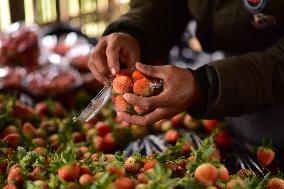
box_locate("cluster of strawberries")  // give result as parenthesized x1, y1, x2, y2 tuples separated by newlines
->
(112, 70, 155, 115)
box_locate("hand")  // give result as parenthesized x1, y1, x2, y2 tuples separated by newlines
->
(117, 63, 202, 126)
(88, 33, 141, 84)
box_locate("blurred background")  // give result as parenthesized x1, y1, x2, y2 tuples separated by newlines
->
(0, 0, 130, 37)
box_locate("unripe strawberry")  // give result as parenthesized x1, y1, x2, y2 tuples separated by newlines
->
(7, 165, 24, 184)
(58, 163, 81, 182)
(3, 184, 18, 189)
(114, 177, 135, 189)
(267, 178, 284, 189)
(29, 166, 44, 180)
(134, 106, 146, 115)
(165, 129, 180, 143)
(112, 75, 133, 95)
(131, 71, 145, 82)
(105, 154, 116, 161)
(124, 156, 143, 173)
(257, 146, 275, 167)
(227, 178, 246, 189)
(79, 174, 95, 186)
(137, 173, 148, 183)
(33, 180, 49, 189)
(107, 165, 125, 177)
(183, 114, 200, 129)
(95, 122, 111, 137)
(114, 95, 133, 112)
(3, 133, 21, 148)
(218, 166, 229, 181)
(133, 78, 153, 97)
(194, 163, 218, 186)
(237, 168, 255, 179)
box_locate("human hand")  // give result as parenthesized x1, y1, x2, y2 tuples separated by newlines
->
(88, 33, 141, 84)
(117, 63, 201, 126)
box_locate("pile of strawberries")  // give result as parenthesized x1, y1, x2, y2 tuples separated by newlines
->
(112, 70, 155, 114)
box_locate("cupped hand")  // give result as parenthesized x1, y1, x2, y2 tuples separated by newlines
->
(117, 62, 201, 126)
(88, 32, 141, 84)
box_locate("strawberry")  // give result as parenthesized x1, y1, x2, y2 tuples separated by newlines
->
(194, 163, 218, 186)
(267, 178, 284, 189)
(0, 126, 18, 138)
(105, 154, 116, 161)
(227, 178, 246, 189)
(214, 129, 232, 146)
(114, 177, 135, 189)
(181, 140, 194, 155)
(133, 78, 153, 97)
(102, 133, 116, 152)
(202, 119, 219, 132)
(237, 169, 255, 179)
(54, 102, 66, 117)
(2, 133, 21, 148)
(33, 180, 49, 189)
(134, 106, 146, 115)
(207, 146, 221, 161)
(95, 122, 111, 137)
(130, 124, 148, 138)
(72, 132, 85, 143)
(35, 102, 48, 117)
(137, 172, 148, 183)
(256, 146, 275, 167)
(165, 129, 180, 143)
(171, 113, 185, 127)
(161, 120, 173, 132)
(143, 159, 157, 171)
(0, 159, 8, 173)
(79, 174, 95, 186)
(107, 165, 125, 177)
(58, 163, 81, 182)
(112, 75, 133, 95)
(29, 166, 44, 180)
(33, 147, 47, 156)
(131, 71, 145, 82)
(80, 166, 91, 175)
(114, 95, 133, 112)
(217, 166, 229, 181)
(3, 184, 18, 189)
(183, 114, 200, 129)
(22, 122, 37, 138)
(124, 156, 143, 173)
(32, 138, 45, 147)
(7, 165, 24, 184)
(93, 136, 104, 151)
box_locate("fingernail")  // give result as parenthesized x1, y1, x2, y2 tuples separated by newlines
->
(117, 112, 122, 117)
(123, 93, 129, 99)
(111, 68, 117, 75)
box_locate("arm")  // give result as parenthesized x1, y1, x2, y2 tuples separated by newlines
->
(195, 35, 284, 118)
(103, 0, 192, 63)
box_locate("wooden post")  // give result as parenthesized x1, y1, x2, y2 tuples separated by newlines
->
(9, 0, 25, 22)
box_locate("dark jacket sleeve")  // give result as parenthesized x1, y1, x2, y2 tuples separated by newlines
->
(193, 35, 284, 119)
(103, 0, 192, 63)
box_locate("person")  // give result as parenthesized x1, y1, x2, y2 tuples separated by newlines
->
(88, 0, 284, 147)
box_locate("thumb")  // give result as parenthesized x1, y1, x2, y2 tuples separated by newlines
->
(135, 62, 165, 79)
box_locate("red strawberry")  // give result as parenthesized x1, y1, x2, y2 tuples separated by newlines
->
(102, 133, 116, 152)
(72, 132, 85, 143)
(0, 159, 8, 173)
(32, 138, 45, 147)
(202, 119, 219, 132)
(214, 129, 232, 146)
(165, 129, 180, 143)
(2, 133, 21, 148)
(80, 166, 91, 175)
(22, 122, 37, 138)
(256, 146, 275, 167)
(3, 184, 18, 189)
(194, 163, 218, 186)
(133, 78, 153, 97)
(114, 95, 133, 112)
(267, 178, 284, 189)
(33, 147, 47, 156)
(54, 102, 66, 117)
(112, 75, 133, 94)
(33, 180, 49, 189)
(29, 167, 44, 180)
(0, 126, 18, 138)
(124, 156, 143, 173)
(58, 163, 81, 182)
(105, 154, 116, 161)
(7, 165, 24, 184)
(171, 113, 185, 127)
(181, 140, 194, 155)
(95, 122, 111, 137)
(131, 71, 145, 82)
(79, 174, 95, 186)
(227, 178, 246, 189)
(218, 166, 229, 181)
(137, 172, 148, 183)
(12, 102, 36, 119)
(107, 165, 125, 177)
(94, 136, 104, 151)
(143, 159, 157, 171)
(35, 102, 48, 116)
(114, 177, 135, 189)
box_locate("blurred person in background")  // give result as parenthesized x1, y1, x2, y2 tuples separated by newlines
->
(88, 0, 284, 148)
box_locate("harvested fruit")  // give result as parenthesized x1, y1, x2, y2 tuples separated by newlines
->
(112, 75, 133, 95)
(134, 106, 146, 114)
(267, 178, 284, 189)
(58, 163, 81, 182)
(256, 146, 275, 167)
(194, 163, 218, 186)
(131, 71, 145, 82)
(114, 177, 135, 189)
(227, 178, 246, 189)
(114, 95, 133, 112)
(124, 156, 143, 173)
(218, 166, 229, 181)
(165, 129, 180, 143)
(203, 119, 219, 132)
(79, 174, 95, 186)
(95, 122, 111, 137)
(7, 165, 24, 184)
(133, 78, 153, 97)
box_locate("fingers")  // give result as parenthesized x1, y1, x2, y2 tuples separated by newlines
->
(106, 44, 121, 75)
(123, 92, 170, 111)
(117, 108, 172, 126)
(135, 62, 166, 79)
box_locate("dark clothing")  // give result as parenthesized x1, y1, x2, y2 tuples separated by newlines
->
(103, 0, 284, 146)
